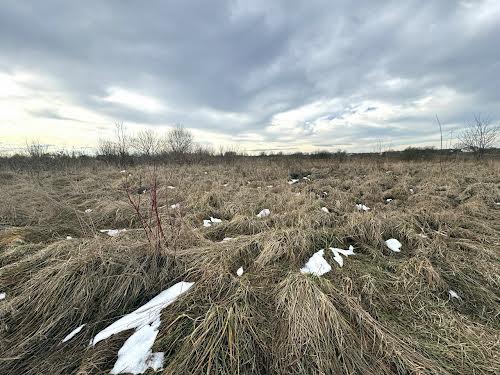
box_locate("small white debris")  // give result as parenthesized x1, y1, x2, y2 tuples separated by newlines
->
(329, 245, 355, 267)
(84, 208, 92, 214)
(257, 186, 262, 189)
(210, 216, 222, 223)
(203, 217, 222, 227)
(448, 290, 462, 301)
(356, 204, 370, 211)
(61, 324, 86, 343)
(288, 179, 299, 185)
(323, 191, 328, 195)
(204, 171, 208, 174)
(303, 176, 310, 181)
(66, 236, 73, 240)
(120, 170, 127, 174)
(256, 209, 271, 218)
(0, 292, 6, 300)
(223, 183, 228, 187)
(417, 233, 428, 238)
(236, 267, 244, 276)
(100, 229, 127, 237)
(203, 220, 212, 227)
(385, 238, 402, 252)
(409, 188, 415, 194)
(385, 198, 393, 202)
(170, 203, 180, 209)
(167, 186, 175, 189)
(300, 249, 331, 276)
(267, 185, 274, 188)
(222, 237, 233, 241)
(321, 207, 329, 213)
(494, 202, 500, 205)
(128, 173, 132, 177)
(386, 171, 393, 174)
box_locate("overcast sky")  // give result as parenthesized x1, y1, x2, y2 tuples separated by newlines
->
(1, 0, 499, 153)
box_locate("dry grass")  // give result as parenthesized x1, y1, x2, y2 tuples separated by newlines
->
(0, 158, 499, 374)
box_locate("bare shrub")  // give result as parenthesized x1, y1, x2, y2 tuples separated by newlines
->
(458, 114, 499, 158)
(131, 129, 160, 157)
(166, 124, 193, 154)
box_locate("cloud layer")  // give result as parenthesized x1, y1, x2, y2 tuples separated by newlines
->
(1, 0, 499, 152)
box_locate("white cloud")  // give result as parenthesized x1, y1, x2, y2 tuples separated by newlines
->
(102, 87, 167, 114)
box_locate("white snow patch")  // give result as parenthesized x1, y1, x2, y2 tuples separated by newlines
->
(288, 179, 299, 185)
(91, 281, 194, 347)
(203, 217, 222, 227)
(321, 207, 329, 213)
(100, 229, 127, 237)
(61, 324, 86, 343)
(356, 204, 370, 211)
(170, 203, 180, 209)
(110, 319, 164, 375)
(385, 238, 402, 252)
(236, 267, 244, 276)
(84, 208, 92, 214)
(329, 245, 355, 267)
(0, 292, 5, 300)
(167, 185, 175, 189)
(448, 290, 462, 301)
(300, 250, 331, 276)
(256, 209, 271, 218)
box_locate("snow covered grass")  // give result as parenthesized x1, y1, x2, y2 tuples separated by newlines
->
(0, 159, 499, 374)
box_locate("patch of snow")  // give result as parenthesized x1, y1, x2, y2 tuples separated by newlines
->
(167, 186, 175, 189)
(288, 179, 299, 185)
(110, 319, 164, 374)
(355, 204, 370, 211)
(100, 229, 127, 237)
(66, 236, 73, 240)
(236, 267, 244, 276)
(385, 238, 402, 252)
(329, 245, 355, 267)
(256, 209, 271, 218)
(321, 207, 329, 213)
(300, 250, 331, 276)
(170, 203, 180, 209)
(0, 292, 5, 300)
(84, 208, 92, 214)
(448, 290, 462, 301)
(91, 281, 194, 347)
(61, 324, 86, 343)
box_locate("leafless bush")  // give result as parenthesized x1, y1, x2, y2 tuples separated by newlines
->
(131, 129, 160, 156)
(458, 114, 499, 158)
(166, 124, 193, 154)
(25, 140, 49, 158)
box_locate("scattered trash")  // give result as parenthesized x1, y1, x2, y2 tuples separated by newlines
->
(409, 188, 415, 194)
(91, 282, 194, 374)
(100, 229, 127, 237)
(222, 237, 233, 241)
(223, 183, 228, 187)
(329, 245, 355, 267)
(494, 202, 500, 206)
(448, 290, 462, 301)
(66, 236, 73, 240)
(203, 217, 222, 227)
(417, 233, 428, 238)
(385, 198, 393, 202)
(257, 209, 271, 218)
(385, 238, 402, 252)
(0, 292, 5, 300)
(204, 171, 208, 174)
(267, 185, 274, 188)
(170, 203, 180, 209)
(321, 207, 329, 213)
(167, 186, 175, 189)
(236, 267, 244, 276)
(84, 208, 92, 214)
(120, 170, 127, 174)
(257, 186, 262, 189)
(300, 249, 331, 276)
(303, 176, 310, 181)
(61, 324, 86, 343)
(288, 179, 299, 185)
(356, 204, 370, 211)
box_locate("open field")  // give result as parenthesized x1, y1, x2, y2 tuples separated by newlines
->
(0, 158, 499, 374)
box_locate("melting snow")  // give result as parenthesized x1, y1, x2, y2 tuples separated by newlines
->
(100, 229, 127, 237)
(300, 250, 331, 276)
(61, 324, 86, 343)
(288, 179, 299, 185)
(321, 207, 329, 213)
(0, 292, 5, 300)
(236, 267, 244, 276)
(91, 282, 194, 347)
(385, 238, 402, 252)
(329, 245, 355, 267)
(356, 204, 370, 211)
(448, 290, 462, 301)
(84, 209, 92, 213)
(257, 209, 271, 218)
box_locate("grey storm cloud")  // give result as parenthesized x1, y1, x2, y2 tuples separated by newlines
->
(0, 0, 499, 151)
